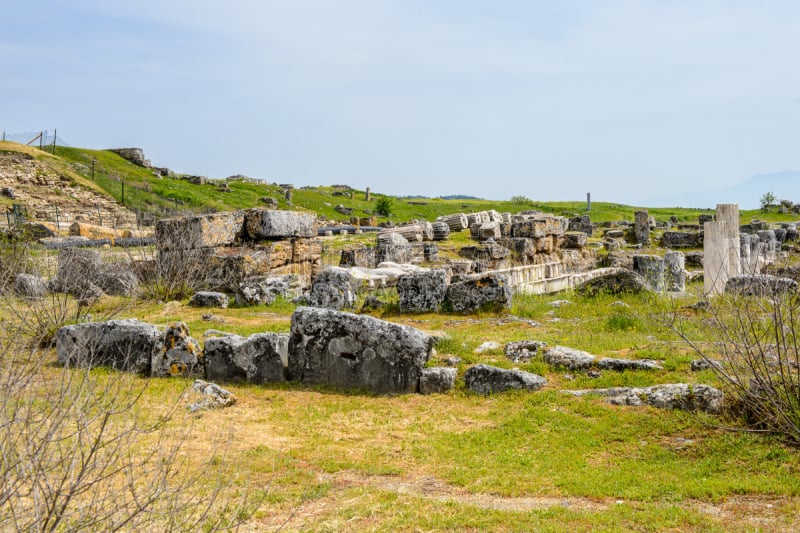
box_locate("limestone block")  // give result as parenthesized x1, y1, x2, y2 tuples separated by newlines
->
(464, 364, 546, 395)
(204, 333, 289, 383)
(287, 307, 433, 394)
(156, 211, 244, 251)
(397, 270, 448, 312)
(55, 319, 162, 374)
(244, 208, 317, 239)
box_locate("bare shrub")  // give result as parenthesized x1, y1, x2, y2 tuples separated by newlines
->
(0, 241, 262, 530)
(673, 287, 800, 443)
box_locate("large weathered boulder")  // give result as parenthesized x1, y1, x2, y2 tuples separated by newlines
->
(565, 383, 723, 413)
(510, 215, 568, 238)
(189, 291, 230, 308)
(243, 208, 317, 239)
(419, 367, 457, 394)
(577, 269, 649, 296)
(464, 364, 546, 395)
(664, 251, 686, 292)
(14, 273, 47, 300)
(204, 333, 289, 383)
(152, 322, 202, 377)
(55, 319, 162, 373)
(445, 273, 512, 312)
(562, 231, 588, 249)
(307, 267, 358, 309)
(287, 307, 433, 394)
(543, 345, 595, 370)
(397, 270, 448, 312)
(69, 222, 132, 240)
(725, 274, 798, 296)
(156, 211, 245, 251)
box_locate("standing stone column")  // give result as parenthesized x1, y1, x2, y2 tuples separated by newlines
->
(715, 204, 740, 276)
(664, 251, 685, 292)
(704, 221, 729, 296)
(634, 210, 650, 246)
(365, 187, 371, 201)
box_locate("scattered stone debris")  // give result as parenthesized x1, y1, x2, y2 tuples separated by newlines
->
(188, 380, 237, 412)
(464, 364, 547, 395)
(565, 383, 723, 413)
(504, 340, 547, 363)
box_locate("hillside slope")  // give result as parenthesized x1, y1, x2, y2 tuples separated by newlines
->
(3, 141, 791, 227)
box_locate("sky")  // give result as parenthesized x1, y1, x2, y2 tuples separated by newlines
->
(1, 1, 799, 207)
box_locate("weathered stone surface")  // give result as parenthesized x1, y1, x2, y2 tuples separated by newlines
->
(152, 322, 202, 377)
(464, 364, 546, 395)
(243, 209, 317, 239)
(14, 273, 47, 299)
(458, 241, 510, 262)
(55, 319, 162, 373)
(110, 147, 150, 167)
(340, 247, 376, 268)
(204, 332, 289, 383)
(568, 215, 593, 235)
(562, 231, 587, 249)
(661, 231, 701, 248)
(577, 269, 649, 296)
(565, 383, 723, 413)
(504, 340, 547, 363)
(419, 367, 457, 394)
(725, 274, 798, 296)
(510, 216, 568, 239)
(633, 254, 665, 292)
(397, 270, 448, 312)
(664, 251, 686, 292)
(445, 273, 512, 312)
(634, 210, 650, 245)
(156, 211, 245, 251)
(235, 278, 276, 306)
(596, 358, 663, 371)
(307, 267, 358, 309)
(344, 263, 428, 289)
(432, 221, 451, 241)
(436, 213, 469, 232)
(377, 231, 410, 246)
(187, 380, 237, 412)
(287, 307, 433, 394)
(189, 291, 229, 308)
(476, 221, 502, 241)
(49, 248, 126, 300)
(543, 345, 595, 370)
(685, 252, 704, 267)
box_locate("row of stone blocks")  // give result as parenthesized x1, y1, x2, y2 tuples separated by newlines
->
(155, 209, 318, 251)
(155, 209, 322, 289)
(55, 308, 454, 395)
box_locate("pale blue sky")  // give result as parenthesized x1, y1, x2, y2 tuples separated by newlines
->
(2, 1, 799, 206)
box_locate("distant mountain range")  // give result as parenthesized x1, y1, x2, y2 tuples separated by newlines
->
(650, 171, 800, 210)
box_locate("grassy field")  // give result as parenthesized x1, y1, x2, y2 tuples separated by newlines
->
(1, 278, 791, 532)
(4, 141, 800, 530)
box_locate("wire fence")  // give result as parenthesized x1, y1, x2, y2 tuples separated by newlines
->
(1, 130, 70, 150)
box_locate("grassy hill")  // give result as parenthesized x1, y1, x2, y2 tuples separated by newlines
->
(2, 141, 796, 225)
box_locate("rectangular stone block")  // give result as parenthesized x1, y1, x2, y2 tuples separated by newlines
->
(205, 333, 289, 384)
(244, 208, 317, 239)
(156, 211, 244, 251)
(55, 319, 162, 374)
(288, 307, 433, 393)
